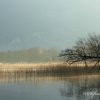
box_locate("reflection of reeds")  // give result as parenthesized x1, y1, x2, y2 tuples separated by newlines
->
(0, 62, 99, 75)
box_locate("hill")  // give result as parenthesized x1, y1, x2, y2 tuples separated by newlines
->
(0, 48, 59, 63)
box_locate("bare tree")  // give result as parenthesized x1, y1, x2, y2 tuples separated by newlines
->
(59, 33, 100, 70)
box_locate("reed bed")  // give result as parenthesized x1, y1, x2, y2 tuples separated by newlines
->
(0, 62, 99, 76)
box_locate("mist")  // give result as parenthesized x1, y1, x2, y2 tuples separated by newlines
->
(0, 0, 100, 51)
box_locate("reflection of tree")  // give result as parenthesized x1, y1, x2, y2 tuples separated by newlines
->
(59, 75, 100, 100)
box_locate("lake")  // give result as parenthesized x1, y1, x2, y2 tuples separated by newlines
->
(0, 72, 100, 100)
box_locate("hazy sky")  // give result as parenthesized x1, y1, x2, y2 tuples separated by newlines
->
(0, 0, 100, 51)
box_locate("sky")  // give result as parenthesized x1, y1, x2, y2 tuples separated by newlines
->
(0, 0, 100, 51)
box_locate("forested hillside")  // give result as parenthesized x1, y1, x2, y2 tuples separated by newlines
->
(0, 48, 59, 63)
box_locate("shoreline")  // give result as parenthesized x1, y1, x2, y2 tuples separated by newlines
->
(0, 62, 99, 75)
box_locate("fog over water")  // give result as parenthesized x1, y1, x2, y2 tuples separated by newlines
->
(0, 0, 100, 51)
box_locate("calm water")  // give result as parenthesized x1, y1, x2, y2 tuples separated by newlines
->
(0, 73, 100, 100)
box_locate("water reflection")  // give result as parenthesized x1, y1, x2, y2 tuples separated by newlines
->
(59, 75, 100, 100)
(0, 72, 100, 100)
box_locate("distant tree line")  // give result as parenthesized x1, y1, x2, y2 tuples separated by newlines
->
(0, 48, 59, 63)
(59, 33, 100, 70)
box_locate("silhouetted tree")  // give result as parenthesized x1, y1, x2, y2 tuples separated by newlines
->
(59, 33, 100, 70)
